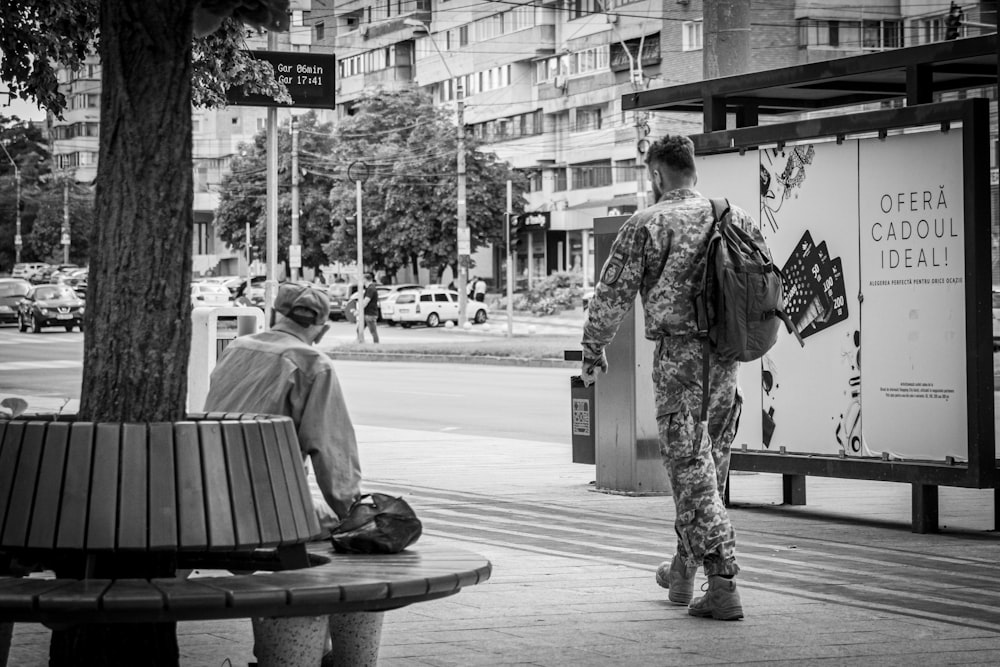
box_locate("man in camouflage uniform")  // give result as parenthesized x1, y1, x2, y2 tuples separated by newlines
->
(581, 134, 747, 621)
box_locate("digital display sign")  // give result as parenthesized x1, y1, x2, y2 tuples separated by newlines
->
(226, 50, 336, 109)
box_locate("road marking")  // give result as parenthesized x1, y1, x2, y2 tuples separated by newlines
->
(0, 360, 82, 371)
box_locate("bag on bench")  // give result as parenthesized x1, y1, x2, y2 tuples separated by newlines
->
(330, 493, 423, 554)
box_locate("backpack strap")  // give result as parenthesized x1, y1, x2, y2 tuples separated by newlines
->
(699, 199, 729, 422)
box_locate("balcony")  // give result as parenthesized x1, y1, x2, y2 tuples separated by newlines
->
(337, 65, 415, 99)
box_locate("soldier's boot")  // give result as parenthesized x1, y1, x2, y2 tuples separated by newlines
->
(688, 575, 744, 620)
(655, 554, 697, 605)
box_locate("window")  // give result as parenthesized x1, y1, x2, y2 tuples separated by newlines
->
(537, 45, 609, 82)
(315, 22, 325, 41)
(434, 293, 449, 303)
(610, 33, 660, 72)
(553, 167, 568, 192)
(615, 159, 637, 183)
(570, 0, 598, 21)
(798, 19, 902, 50)
(682, 20, 703, 51)
(571, 161, 613, 189)
(575, 107, 602, 132)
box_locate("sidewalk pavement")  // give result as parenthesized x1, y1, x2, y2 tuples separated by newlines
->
(7, 421, 1000, 666)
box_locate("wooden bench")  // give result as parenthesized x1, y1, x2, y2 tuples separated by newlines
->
(0, 413, 492, 664)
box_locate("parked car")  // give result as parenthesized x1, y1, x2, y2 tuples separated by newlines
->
(326, 282, 356, 321)
(17, 284, 85, 332)
(191, 282, 232, 308)
(0, 278, 31, 326)
(343, 283, 422, 323)
(388, 287, 489, 328)
(11, 263, 49, 280)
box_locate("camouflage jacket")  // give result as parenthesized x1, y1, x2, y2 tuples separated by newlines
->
(581, 188, 755, 359)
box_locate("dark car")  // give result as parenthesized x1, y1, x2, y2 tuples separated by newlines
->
(0, 278, 31, 326)
(17, 284, 85, 332)
(326, 282, 356, 321)
(343, 283, 422, 323)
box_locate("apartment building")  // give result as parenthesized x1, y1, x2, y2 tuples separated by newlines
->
(314, 0, 996, 288)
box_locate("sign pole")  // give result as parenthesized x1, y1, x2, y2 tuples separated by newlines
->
(506, 180, 514, 338)
(263, 33, 279, 327)
(348, 161, 369, 344)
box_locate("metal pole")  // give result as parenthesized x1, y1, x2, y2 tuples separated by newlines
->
(290, 115, 300, 282)
(456, 81, 468, 327)
(355, 178, 364, 343)
(14, 169, 21, 263)
(506, 180, 513, 338)
(63, 176, 70, 264)
(244, 222, 251, 297)
(264, 29, 279, 328)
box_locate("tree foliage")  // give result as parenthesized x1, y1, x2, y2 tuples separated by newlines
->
(213, 111, 334, 272)
(0, 0, 292, 425)
(321, 87, 528, 281)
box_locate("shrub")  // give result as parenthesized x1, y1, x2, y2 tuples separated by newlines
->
(500, 271, 584, 316)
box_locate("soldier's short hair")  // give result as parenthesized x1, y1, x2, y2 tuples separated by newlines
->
(646, 135, 696, 177)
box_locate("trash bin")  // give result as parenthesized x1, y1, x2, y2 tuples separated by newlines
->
(570, 375, 595, 464)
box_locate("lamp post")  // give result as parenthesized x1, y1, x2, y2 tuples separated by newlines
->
(0, 142, 21, 263)
(405, 17, 469, 327)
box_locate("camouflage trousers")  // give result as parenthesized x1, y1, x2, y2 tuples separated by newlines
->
(653, 337, 742, 577)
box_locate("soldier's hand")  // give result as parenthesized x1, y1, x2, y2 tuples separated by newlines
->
(581, 351, 608, 387)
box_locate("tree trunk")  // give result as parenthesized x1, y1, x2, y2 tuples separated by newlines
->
(80, 0, 196, 423)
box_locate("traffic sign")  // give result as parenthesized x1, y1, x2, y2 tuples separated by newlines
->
(289, 244, 302, 269)
(61, 233, 70, 246)
(226, 51, 337, 109)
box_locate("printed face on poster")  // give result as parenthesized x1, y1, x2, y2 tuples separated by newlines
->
(698, 128, 968, 462)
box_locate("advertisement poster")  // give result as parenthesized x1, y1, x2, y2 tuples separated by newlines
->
(697, 128, 968, 462)
(757, 141, 864, 456)
(696, 151, 762, 451)
(858, 130, 967, 461)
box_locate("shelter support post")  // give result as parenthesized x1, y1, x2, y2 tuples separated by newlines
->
(782, 474, 807, 506)
(912, 483, 939, 534)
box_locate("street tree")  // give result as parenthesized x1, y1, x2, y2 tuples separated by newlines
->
(0, 1, 290, 426)
(322, 87, 528, 282)
(213, 110, 335, 273)
(0, 116, 51, 268)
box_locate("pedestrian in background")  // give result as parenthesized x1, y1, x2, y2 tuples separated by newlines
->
(473, 276, 487, 302)
(360, 272, 380, 343)
(580, 134, 748, 621)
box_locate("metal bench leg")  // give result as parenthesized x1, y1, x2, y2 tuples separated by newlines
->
(323, 612, 384, 667)
(782, 474, 807, 505)
(912, 483, 939, 534)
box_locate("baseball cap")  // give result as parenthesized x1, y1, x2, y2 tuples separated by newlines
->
(274, 282, 330, 326)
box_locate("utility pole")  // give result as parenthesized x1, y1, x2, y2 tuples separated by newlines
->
(264, 28, 279, 327)
(62, 176, 70, 264)
(290, 115, 300, 282)
(704, 0, 751, 80)
(456, 80, 469, 327)
(348, 161, 369, 344)
(505, 179, 513, 338)
(0, 142, 21, 263)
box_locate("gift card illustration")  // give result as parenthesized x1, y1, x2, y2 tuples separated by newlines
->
(780, 232, 848, 339)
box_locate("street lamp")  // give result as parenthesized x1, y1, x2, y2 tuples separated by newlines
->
(405, 17, 469, 327)
(0, 141, 21, 263)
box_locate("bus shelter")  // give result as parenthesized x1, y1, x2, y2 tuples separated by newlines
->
(618, 34, 998, 533)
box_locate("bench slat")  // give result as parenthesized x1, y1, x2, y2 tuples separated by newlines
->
(117, 424, 148, 550)
(37, 578, 111, 611)
(278, 418, 321, 538)
(148, 423, 178, 549)
(86, 424, 120, 550)
(101, 579, 166, 611)
(198, 422, 236, 550)
(3, 422, 46, 547)
(243, 423, 282, 546)
(151, 577, 229, 611)
(257, 421, 298, 545)
(175, 422, 208, 548)
(273, 418, 310, 539)
(55, 423, 94, 550)
(198, 574, 289, 609)
(27, 422, 69, 550)
(221, 422, 261, 548)
(0, 578, 78, 611)
(0, 422, 25, 539)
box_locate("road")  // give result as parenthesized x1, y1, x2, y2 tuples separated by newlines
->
(0, 325, 573, 444)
